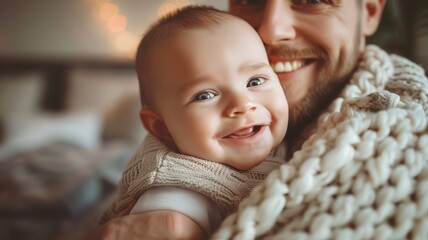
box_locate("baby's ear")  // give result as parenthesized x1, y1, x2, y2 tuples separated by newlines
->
(140, 108, 176, 149)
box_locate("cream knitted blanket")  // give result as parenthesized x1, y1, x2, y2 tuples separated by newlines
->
(212, 45, 428, 239)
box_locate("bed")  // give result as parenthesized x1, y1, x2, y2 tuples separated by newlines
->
(0, 58, 147, 240)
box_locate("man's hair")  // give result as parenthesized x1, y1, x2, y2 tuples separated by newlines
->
(136, 5, 236, 108)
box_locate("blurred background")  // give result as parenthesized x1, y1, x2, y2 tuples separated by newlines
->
(0, 0, 426, 240)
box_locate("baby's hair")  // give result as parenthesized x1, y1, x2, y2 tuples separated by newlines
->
(136, 5, 238, 109)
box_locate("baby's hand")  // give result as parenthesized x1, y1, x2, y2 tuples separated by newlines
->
(86, 210, 205, 240)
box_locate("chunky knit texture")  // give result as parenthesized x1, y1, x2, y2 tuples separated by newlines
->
(212, 45, 428, 239)
(101, 134, 286, 223)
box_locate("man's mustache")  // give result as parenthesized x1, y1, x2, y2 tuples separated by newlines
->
(266, 45, 327, 60)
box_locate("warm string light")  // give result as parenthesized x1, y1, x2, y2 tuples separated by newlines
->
(86, 0, 188, 58)
(88, 0, 137, 58)
(157, 3, 179, 17)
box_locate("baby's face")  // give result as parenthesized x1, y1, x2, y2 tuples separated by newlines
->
(150, 20, 288, 170)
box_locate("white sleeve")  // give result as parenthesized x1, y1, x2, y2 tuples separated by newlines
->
(129, 186, 222, 234)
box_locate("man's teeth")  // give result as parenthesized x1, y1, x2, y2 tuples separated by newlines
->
(271, 60, 304, 73)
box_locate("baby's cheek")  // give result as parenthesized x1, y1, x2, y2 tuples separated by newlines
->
(272, 103, 288, 123)
(275, 108, 289, 140)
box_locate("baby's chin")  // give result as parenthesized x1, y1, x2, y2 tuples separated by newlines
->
(228, 152, 272, 171)
(180, 141, 274, 171)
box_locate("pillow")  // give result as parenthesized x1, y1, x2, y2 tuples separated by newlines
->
(66, 68, 146, 143)
(103, 92, 148, 143)
(0, 71, 46, 146)
(0, 119, 4, 144)
(0, 112, 102, 160)
(67, 68, 139, 117)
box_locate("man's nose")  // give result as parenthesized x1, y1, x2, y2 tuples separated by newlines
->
(258, 0, 296, 45)
(225, 94, 257, 118)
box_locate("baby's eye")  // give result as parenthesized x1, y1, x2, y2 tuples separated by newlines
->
(247, 77, 265, 87)
(193, 91, 216, 102)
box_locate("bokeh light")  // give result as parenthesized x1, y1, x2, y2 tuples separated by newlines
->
(89, 1, 189, 58)
(157, 3, 178, 18)
(99, 3, 119, 21)
(107, 14, 127, 33)
(113, 31, 139, 58)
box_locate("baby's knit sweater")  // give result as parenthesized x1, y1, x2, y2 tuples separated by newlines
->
(101, 135, 287, 223)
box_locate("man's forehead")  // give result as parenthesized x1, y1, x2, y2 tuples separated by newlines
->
(228, 0, 346, 7)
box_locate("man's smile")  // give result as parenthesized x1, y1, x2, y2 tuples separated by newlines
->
(270, 59, 305, 73)
(269, 58, 318, 74)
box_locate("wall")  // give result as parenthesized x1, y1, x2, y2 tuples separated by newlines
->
(0, 0, 228, 59)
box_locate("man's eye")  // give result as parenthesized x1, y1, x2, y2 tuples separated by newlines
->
(294, 0, 332, 4)
(230, 0, 266, 17)
(247, 77, 265, 87)
(233, 0, 265, 6)
(193, 91, 216, 101)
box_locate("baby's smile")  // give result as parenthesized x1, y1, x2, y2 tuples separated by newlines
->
(225, 125, 263, 139)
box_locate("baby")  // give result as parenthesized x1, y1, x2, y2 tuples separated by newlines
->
(102, 5, 289, 238)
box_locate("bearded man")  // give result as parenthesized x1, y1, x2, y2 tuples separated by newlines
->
(89, 1, 428, 239)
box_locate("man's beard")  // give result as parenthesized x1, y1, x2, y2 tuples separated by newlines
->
(287, 69, 350, 135)
(275, 42, 361, 141)
(271, 18, 363, 143)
